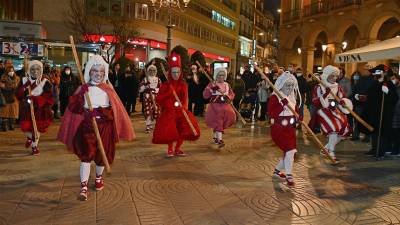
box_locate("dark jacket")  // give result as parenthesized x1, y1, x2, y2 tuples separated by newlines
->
(59, 72, 80, 100)
(120, 72, 139, 101)
(352, 75, 375, 106)
(187, 73, 208, 102)
(361, 80, 398, 135)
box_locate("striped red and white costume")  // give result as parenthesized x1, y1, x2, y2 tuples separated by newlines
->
(312, 65, 351, 161)
(313, 84, 351, 137)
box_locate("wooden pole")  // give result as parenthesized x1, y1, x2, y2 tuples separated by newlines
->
(160, 63, 198, 136)
(69, 36, 111, 174)
(310, 72, 374, 132)
(253, 65, 337, 164)
(195, 61, 247, 125)
(27, 87, 39, 143)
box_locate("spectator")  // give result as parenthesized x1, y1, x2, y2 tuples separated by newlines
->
(0, 65, 20, 131)
(50, 67, 61, 119)
(338, 67, 352, 98)
(232, 74, 245, 110)
(351, 64, 375, 141)
(390, 73, 400, 156)
(256, 79, 269, 121)
(187, 64, 208, 116)
(59, 66, 80, 115)
(362, 66, 398, 158)
(295, 68, 308, 122)
(120, 65, 139, 116)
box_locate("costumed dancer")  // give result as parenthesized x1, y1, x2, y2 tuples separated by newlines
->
(311, 65, 352, 161)
(16, 60, 54, 156)
(268, 71, 301, 187)
(139, 65, 161, 133)
(203, 68, 236, 147)
(152, 53, 200, 157)
(57, 55, 135, 201)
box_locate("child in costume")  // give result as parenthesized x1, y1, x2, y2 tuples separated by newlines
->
(152, 53, 200, 157)
(139, 65, 161, 133)
(16, 60, 54, 156)
(203, 68, 236, 147)
(311, 65, 351, 161)
(57, 55, 135, 201)
(268, 71, 301, 186)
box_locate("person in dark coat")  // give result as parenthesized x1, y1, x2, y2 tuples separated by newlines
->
(390, 74, 400, 156)
(120, 65, 139, 116)
(187, 64, 208, 116)
(59, 66, 80, 115)
(351, 66, 375, 141)
(295, 68, 308, 122)
(361, 65, 398, 158)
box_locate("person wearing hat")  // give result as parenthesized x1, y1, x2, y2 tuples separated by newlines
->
(203, 67, 236, 147)
(268, 71, 302, 187)
(15, 60, 54, 156)
(361, 65, 398, 158)
(311, 65, 352, 162)
(139, 65, 161, 133)
(152, 53, 201, 157)
(57, 55, 135, 201)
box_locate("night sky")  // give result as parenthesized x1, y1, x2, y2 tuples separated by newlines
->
(264, 0, 281, 19)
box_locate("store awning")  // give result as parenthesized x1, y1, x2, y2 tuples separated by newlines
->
(335, 37, 400, 63)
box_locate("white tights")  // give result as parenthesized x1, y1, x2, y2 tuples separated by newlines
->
(275, 149, 296, 175)
(80, 162, 105, 183)
(146, 117, 153, 127)
(325, 133, 342, 153)
(25, 132, 40, 147)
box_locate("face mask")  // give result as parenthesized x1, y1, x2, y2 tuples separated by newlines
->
(171, 67, 181, 81)
(296, 73, 302, 77)
(378, 77, 384, 82)
(8, 71, 14, 76)
(392, 79, 398, 85)
(353, 75, 360, 80)
(65, 70, 71, 75)
(282, 82, 294, 96)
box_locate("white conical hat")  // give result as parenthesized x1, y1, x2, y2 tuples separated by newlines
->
(84, 55, 109, 83)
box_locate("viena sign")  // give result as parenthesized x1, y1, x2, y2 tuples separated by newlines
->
(336, 54, 362, 63)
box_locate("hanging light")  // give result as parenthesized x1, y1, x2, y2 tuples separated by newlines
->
(297, 47, 302, 55)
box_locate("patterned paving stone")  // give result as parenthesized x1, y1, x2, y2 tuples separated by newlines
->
(0, 115, 400, 225)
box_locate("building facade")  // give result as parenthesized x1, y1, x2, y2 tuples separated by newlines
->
(279, 0, 400, 74)
(1, 0, 240, 70)
(237, 0, 278, 73)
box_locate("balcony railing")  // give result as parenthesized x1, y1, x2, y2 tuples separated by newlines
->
(282, 0, 363, 24)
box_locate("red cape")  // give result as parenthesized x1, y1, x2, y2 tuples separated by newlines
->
(57, 83, 135, 151)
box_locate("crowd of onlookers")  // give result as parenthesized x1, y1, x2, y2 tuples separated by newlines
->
(1, 57, 400, 157)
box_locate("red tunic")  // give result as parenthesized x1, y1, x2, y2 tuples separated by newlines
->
(16, 77, 54, 133)
(311, 85, 351, 136)
(57, 83, 135, 165)
(267, 95, 297, 152)
(152, 80, 200, 144)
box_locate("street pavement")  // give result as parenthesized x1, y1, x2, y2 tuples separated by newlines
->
(0, 114, 400, 225)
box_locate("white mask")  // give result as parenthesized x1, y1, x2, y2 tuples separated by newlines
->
(171, 67, 181, 81)
(296, 73, 303, 77)
(8, 71, 14, 76)
(392, 79, 398, 85)
(282, 82, 295, 96)
(65, 70, 71, 75)
(89, 64, 105, 84)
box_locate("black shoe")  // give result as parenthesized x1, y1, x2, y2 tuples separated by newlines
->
(365, 150, 375, 155)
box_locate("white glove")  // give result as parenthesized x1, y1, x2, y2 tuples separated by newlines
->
(354, 94, 359, 100)
(382, 85, 389, 94)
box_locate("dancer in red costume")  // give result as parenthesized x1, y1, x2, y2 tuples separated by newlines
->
(311, 65, 352, 161)
(152, 53, 200, 157)
(58, 55, 135, 201)
(16, 60, 54, 156)
(268, 71, 301, 187)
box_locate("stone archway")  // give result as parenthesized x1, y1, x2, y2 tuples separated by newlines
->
(368, 11, 400, 40)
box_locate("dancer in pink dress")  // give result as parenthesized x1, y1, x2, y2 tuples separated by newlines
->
(203, 68, 236, 148)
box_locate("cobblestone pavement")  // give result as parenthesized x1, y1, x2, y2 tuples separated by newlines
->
(0, 114, 400, 225)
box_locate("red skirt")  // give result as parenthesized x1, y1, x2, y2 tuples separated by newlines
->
(19, 102, 53, 133)
(152, 108, 200, 144)
(270, 122, 296, 152)
(72, 107, 117, 165)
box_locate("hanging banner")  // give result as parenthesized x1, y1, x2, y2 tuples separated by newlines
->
(1, 42, 44, 57)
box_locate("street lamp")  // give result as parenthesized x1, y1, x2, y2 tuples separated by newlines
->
(342, 41, 348, 50)
(150, 0, 190, 55)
